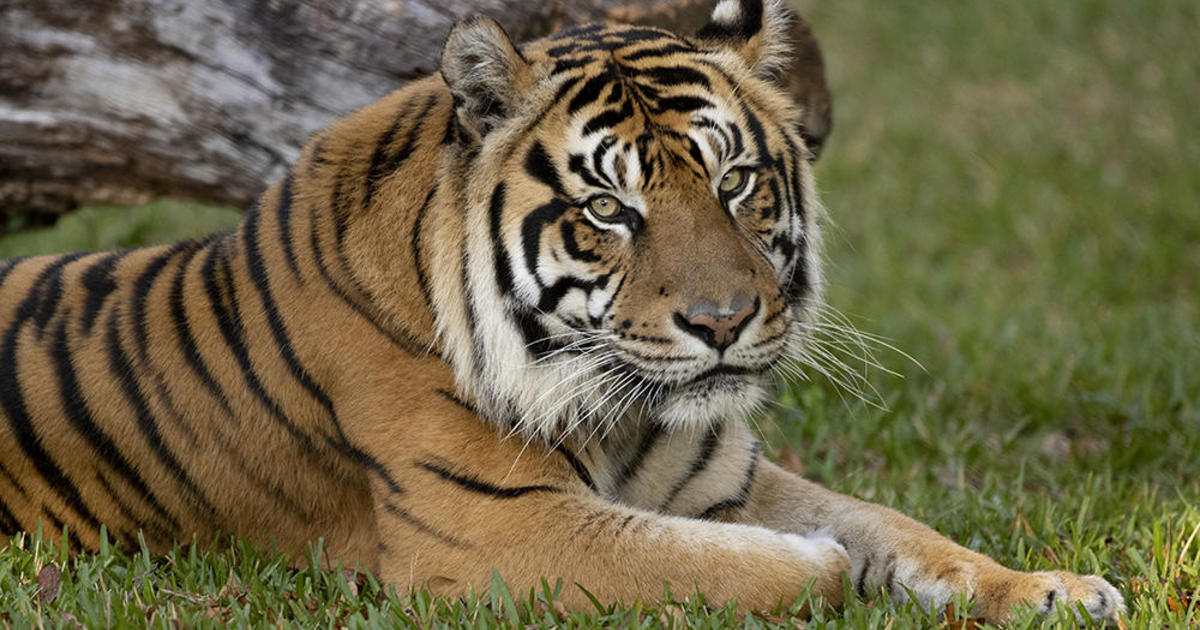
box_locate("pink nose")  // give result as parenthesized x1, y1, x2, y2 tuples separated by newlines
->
(674, 294, 757, 350)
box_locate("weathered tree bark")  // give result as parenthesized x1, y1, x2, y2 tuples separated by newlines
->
(0, 0, 829, 215)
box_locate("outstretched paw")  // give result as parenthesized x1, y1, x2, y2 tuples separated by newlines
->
(977, 569, 1125, 625)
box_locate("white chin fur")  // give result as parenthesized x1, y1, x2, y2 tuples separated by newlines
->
(657, 377, 768, 432)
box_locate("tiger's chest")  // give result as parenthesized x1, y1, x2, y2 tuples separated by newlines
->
(576, 419, 760, 518)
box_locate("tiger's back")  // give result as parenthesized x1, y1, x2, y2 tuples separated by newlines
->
(0, 79, 462, 561)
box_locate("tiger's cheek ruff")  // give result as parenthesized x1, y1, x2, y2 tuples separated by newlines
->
(781, 149, 827, 361)
(436, 125, 622, 439)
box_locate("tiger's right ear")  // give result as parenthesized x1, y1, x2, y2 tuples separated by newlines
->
(441, 16, 532, 142)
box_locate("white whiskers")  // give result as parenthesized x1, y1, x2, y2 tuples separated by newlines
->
(774, 303, 922, 412)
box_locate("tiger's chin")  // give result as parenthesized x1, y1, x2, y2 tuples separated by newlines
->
(656, 373, 770, 432)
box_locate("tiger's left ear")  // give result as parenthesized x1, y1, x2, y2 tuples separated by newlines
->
(695, 0, 792, 78)
(441, 16, 533, 142)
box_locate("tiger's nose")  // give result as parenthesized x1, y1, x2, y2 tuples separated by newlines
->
(673, 293, 758, 351)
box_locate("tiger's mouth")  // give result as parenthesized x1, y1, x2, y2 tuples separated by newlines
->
(592, 352, 774, 412)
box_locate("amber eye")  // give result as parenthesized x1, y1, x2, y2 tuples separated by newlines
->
(587, 195, 623, 220)
(718, 168, 751, 195)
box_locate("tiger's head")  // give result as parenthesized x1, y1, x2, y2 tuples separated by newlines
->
(435, 0, 828, 438)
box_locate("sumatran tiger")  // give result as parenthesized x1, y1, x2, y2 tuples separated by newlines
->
(0, 0, 1123, 622)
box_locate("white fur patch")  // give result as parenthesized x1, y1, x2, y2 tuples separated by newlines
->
(781, 533, 846, 561)
(711, 0, 743, 26)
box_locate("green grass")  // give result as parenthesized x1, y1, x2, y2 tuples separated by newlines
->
(2, 0, 1198, 626)
(0, 200, 242, 259)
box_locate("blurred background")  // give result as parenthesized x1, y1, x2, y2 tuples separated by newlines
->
(1, 0, 1197, 620)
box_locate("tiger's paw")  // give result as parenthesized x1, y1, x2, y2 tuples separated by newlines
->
(976, 568, 1125, 625)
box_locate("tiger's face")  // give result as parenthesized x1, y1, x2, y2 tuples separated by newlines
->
(440, 0, 823, 436)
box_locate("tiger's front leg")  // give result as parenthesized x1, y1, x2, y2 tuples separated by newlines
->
(343, 390, 849, 611)
(724, 459, 1125, 623)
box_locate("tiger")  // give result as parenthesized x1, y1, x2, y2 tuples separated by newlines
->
(0, 0, 1124, 622)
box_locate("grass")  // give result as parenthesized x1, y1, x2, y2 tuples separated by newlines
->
(2, 0, 1198, 626)
(0, 200, 242, 259)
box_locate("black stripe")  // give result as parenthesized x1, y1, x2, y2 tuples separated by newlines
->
(383, 500, 471, 549)
(488, 183, 516, 297)
(307, 202, 425, 355)
(377, 94, 438, 185)
(105, 308, 219, 521)
(513, 308, 554, 358)
(242, 201, 337, 420)
(31, 253, 86, 334)
(567, 154, 608, 189)
(169, 240, 233, 414)
(856, 554, 872, 597)
(524, 142, 567, 197)
(441, 107, 459, 145)
(0, 256, 29, 291)
(692, 117, 732, 160)
(590, 140, 618, 189)
(740, 102, 771, 160)
(696, 442, 761, 520)
(50, 317, 181, 533)
(550, 76, 583, 105)
(0, 459, 28, 498)
(537, 276, 594, 314)
(609, 28, 680, 44)
(362, 103, 414, 210)
(685, 137, 710, 179)
(364, 94, 437, 210)
(653, 96, 714, 115)
(411, 184, 439, 312)
(329, 146, 436, 356)
(728, 120, 746, 157)
(79, 251, 127, 334)
(634, 66, 712, 90)
(249, 208, 408, 494)
(659, 422, 725, 510)
(519, 199, 571, 285)
(568, 70, 616, 114)
(129, 242, 203, 447)
(613, 423, 663, 491)
(0, 498, 19, 533)
(93, 471, 171, 546)
(621, 43, 695, 62)
(765, 173, 783, 220)
(553, 444, 597, 492)
(435, 388, 479, 415)
(276, 172, 303, 280)
(131, 242, 195, 364)
(605, 81, 625, 105)
(551, 57, 592, 75)
(559, 221, 601, 263)
(40, 511, 84, 550)
(416, 461, 561, 499)
(884, 554, 898, 598)
(581, 102, 634, 137)
(208, 426, 318, 522)
(200, 239, 328, 459)
(0, 254, 101, 535)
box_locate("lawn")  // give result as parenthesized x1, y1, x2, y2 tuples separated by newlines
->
(2, 0, 1198, 627)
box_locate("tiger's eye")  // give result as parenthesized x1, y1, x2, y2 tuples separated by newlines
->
(588, 195, 622, 219)
(719, 169, 746, 193)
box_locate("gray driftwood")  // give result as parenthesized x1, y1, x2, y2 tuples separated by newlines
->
(0, 0, 830, 215)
